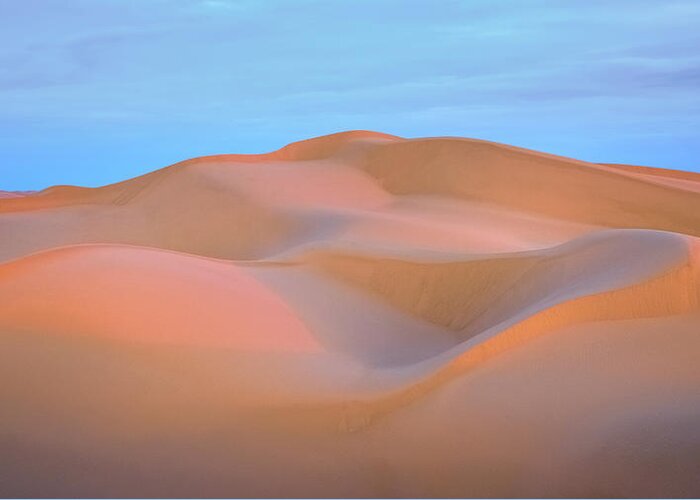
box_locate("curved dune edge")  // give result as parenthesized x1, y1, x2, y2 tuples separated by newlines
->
(256, 231, 700, 431)
(0, 131, 397, 214)
(296, 229, 690, 334)
(0, 244, 319, 352)
(358, 138, 700, 235)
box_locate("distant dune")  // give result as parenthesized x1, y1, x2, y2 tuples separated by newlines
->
(0, 190, 35, 199)
(1, 131, 699, 498)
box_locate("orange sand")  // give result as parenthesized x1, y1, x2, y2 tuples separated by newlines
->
(1, 131, 699, 497)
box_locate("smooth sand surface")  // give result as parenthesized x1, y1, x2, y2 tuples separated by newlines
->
(1, 130, 699, 497)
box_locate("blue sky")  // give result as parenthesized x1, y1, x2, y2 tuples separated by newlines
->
(1, 0, 699, 190)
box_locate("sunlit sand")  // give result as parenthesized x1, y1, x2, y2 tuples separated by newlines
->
(1, 131, 699, 497)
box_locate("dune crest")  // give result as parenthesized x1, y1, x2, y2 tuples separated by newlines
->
(1, 131, 699, 497)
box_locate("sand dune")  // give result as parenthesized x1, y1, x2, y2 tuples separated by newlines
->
(0, 190, 34, 199)
(1, 131, 699, 497)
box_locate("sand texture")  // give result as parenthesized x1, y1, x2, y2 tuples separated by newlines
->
(1, 131, 699, 497)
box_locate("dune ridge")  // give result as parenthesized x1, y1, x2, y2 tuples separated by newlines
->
(1, 131, 699, 497)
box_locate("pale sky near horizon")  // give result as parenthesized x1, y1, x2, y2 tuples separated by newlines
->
(1, 0, 699, 190)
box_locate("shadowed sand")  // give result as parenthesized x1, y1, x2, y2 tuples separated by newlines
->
(1, 131, 699, 497)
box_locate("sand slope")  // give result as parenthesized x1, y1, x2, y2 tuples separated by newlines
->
(1, 131, 699, 497)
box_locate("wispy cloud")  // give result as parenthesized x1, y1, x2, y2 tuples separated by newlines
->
(1, 0, 699, 189)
